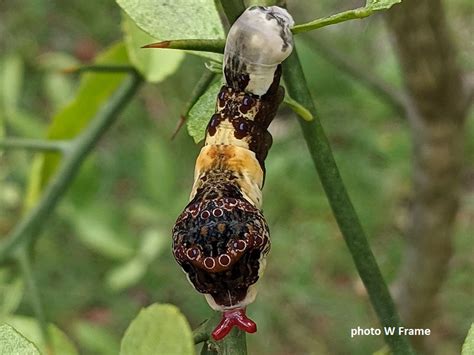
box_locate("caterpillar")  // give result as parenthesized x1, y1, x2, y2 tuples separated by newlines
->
(172, 6, 294, 340)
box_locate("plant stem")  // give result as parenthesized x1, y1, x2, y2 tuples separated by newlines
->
(193, 312, 247, 355)
(17, 247, 52, 352)
(303, 37, 409, 116)
(282, 48, 415, 355)
(194, 318, 212, 344)
(220, 1, 245, 24)
(292, 7, 373, 34)
(0, 73, 142, 262)
(217, 328, 247, 355)
(172, 70, 217, 140)
(62, 64, 136, 74)
(0, 137, 69, 153)
(185, 71, 218, 119)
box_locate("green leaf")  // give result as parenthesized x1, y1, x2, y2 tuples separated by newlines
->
(0, 323, 40, 355)
(72, 321, 120, 355)
(61, 205, 135, 260)
(24, 42, 131, 208)
(0, 54, 23, 117)
(122, 13, 184, 83)
(137, 229, 166, 262)
(0, 54, 24, 140)
(462, 323, 474, 355)
(187, 79, 221, 143)
(115, 0, 224, 61)
(38, 52, 79, 110)
(105, 258, 147, 291)
(2, 316, 78, 355)
(120, 304, 194, 355)
(0, 269, 24, 317)
(365, 0, 401, 11)
(105, 229, 165, 291)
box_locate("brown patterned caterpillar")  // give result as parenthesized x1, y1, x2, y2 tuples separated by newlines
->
(172, 6, 294, 340)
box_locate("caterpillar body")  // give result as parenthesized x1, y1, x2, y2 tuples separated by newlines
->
(172, 6, 294, 340)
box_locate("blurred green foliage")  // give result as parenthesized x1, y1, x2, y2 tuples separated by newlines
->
(0, 0, 472, 354)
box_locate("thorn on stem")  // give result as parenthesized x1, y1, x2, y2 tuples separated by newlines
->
(142, 41, 171, 49)
(171, 115, 186, 141)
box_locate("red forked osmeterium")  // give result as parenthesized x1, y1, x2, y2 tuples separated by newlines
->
(211, 308, 257, 340)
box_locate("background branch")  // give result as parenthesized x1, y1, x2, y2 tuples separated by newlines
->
(0, 137, 70, 153)
(282, 39, 414, 355)
(386, 0, 470, 351)
(303, 37, 409, 116)
(17, 247, 52, 352)
(0, 73, 142, 262)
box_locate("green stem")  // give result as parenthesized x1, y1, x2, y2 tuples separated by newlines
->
(292, 7, 373, 34)
(193, 312, 247, 355)
(282, 48, 415, 355)
(193, 319, 212, 344)
(184, 71, 217, 118)
(172, 70, 217, 140)
(62, 64, 136, 74)
(0, 137, 69, 153)
(0, 73, 142, 262)
(220, 1, 245, 24)
(17, 248, 52, 352)
(217, 328, 247, 355)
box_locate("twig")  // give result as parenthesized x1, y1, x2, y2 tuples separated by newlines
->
(193, 318, 212, 344)
(17, 248, 52, 352)
(172, 70, 217, 140)
(282, 46, 415, 355)
(0, 137, 70, 153)
(0, 73, 142, 262)
(62, 65, 137, 74)
(292, 7, 374, 34)
(304, 37, 409, 115)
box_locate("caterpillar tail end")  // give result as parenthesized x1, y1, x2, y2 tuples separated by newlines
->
(211, 308, 257, 341)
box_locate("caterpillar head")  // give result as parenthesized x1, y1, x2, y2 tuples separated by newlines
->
(224, 6, 294, 96)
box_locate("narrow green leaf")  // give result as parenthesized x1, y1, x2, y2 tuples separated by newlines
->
(38, 52, 79, 110)
(0, 54, 23, 117)
(61, 205, 135, 260)
(2, 316, 78, 355)
(105, 258, 147, 291)
(366, 0, 401, 11)
(72, 321, 120, 355)
(0, 54, 24, 140)
(122, 13, 184, 83)
(137, 229, 166, 262)
(105, 229, 165, 291)
(462, 323, 474, 355)
(187, 79, 222, 143)
(120, 304, 195, 355)
(0, 323, 40, 355)
(24, 42, 131, 208)
(0, 269, 24, 317)
(115, 0, 224, 61)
